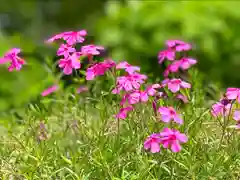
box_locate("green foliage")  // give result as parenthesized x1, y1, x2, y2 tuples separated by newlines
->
(0, 0, 106, 39)
(95, 1, 240, 87)
(0, 71, 240, 179)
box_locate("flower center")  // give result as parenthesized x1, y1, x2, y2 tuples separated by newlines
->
(221, 98, 230, 106)
(169, 135, 176, 141)
(169, 109, 176, 116)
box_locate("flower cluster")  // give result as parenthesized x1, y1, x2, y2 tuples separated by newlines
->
(1, 33, 195, 154)
(143, 87, 188, 153)
(144, 128, 188, 153)
(158, 40, 196, 75)
(46, 30, 108, 76)
(211, 88, 240, 129)
(0, 48, 26, 71)
(86, 59, 116, 80)
(157, 40, 195, 103)
(109, 40, 194, 153)
(40, 29, 115, 95)
(112, 61, 163, 120)
(142, 40, 200, 153)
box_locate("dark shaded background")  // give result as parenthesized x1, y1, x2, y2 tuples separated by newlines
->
(1, 0, 240, 114)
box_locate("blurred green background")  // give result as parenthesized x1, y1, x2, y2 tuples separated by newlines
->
(1, 0, 240, 114)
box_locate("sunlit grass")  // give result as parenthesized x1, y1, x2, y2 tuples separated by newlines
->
(1, 73, 240, 180)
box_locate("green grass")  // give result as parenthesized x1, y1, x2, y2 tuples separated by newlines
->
(1, 71, 240, 180)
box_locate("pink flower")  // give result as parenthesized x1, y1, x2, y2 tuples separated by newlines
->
(63, 30, 87, 45)
(233, 110, 240, 129)
(163, 58, 197, 77)
(164, 78, 191, 93)
(176, 43, 191, 52)
(161, 78, 170, 86)
(46, 33, 65, 43)
(233, 110, 240, 121)
(86, 60, 115, 80)
(166, 40, 192, 52)
(145, 84, 161, 96)
(178, 57, 197, 70)
(59, 53, 81, 75)
(158, 49, 175, 64)
(111, 86, 122, 94)
(0, 48, 26, 71)
(158, 106, 183, 124)
(114, 73, 147, 92)
(77, 86, 88, 94)
(120, 90, 148, 105)
(166, 40, 179, 48)
(159, 128, 188, 153)
(0, 57, 10, 64)
(211, 102, 231, 117)
(80, 44, 104, 57)
(46, 30, 87, 45)
(163, 61, 181, 77)
(115, 106, 134, 119)
(176, 94, 189, 103)
(226, 88, 240, 103)
(8, 58, 25, 72)
(57, 44, 76, 57)
(116, 61, 140, 74)
(144, 133, 162, 153)
(41, 85, 58, 96)
(119, 84, 161, 103)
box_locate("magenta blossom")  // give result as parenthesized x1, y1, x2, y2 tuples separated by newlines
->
(166, 40, 180, 48)
(178, 57, 197, 70)
(226, 88, 240, 103)
(233, 110, 240, 129)
(158, 107, 183, 124)
(176, 94, 189, 103)
(233, 110, 240, 121)
(111, 85, 122, 94)
(164, 58, 197, 77)
(0, 48, 26, 71)
(166, 40, 192, 52)
(57, 44, 76, 57)
(46, 30, 87, 44)
(162, 78, 191, 93)
(46, 30, 87, 45)
(115, 106, 134, 119)
(59, 53, 81, 75)
(46, 34, 64, 44)
(145, 84, 161, 96)
(86, 60, 116, 80)
(41, 85, 58, 96)
(116, 61, 140, 74)
(0, 57, 10, 64)
(120, 84, 161, 105)
(158, 49, 175, 64)
(144, 133, 162, 153)
(113, 73, 147, 93)
(211, 102, 231, 117)
(63, 30, 87, 45)
(163, 61, 181, 77)
(176, 43, 191, 52)
(8, 58, 25, 71)
(120, 90, 148, 105)
(159, 128, 188, 153)
(80, 44, 104, 59)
